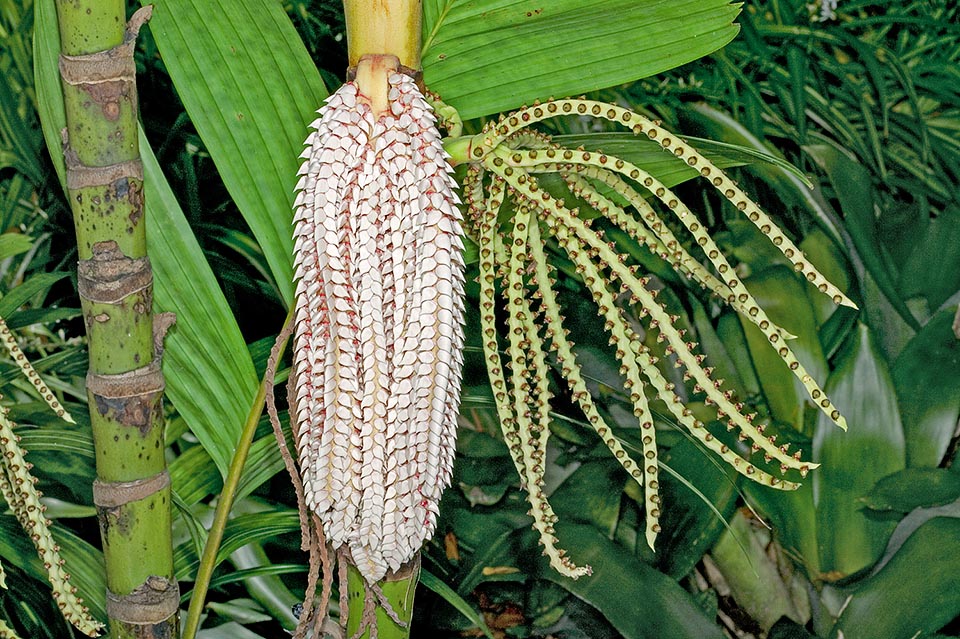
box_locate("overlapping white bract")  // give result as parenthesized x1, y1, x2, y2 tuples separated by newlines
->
(292, 72, 465, 583)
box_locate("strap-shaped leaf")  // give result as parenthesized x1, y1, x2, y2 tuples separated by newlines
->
(144, 140, 259, 474)
(144, 0, 329, 305)
(0, 514, 106, 624)
(813, 323, 905, 578)
(832, 516, 960, 639)
(422, 0, 740, 120)
(174, 511, 300, 580)
(536, 522, 725, 639)
(894, 307, 960, 467)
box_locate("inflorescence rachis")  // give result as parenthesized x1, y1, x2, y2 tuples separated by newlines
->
(443, 97, 853, 578)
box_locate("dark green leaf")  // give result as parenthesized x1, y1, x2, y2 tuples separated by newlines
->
(537, 523, 724, 639)
(893, 306, 960, 467)
(202, 564, 304, 596)
(3, 307, 82, 330)
(0, 273, 69, 317)
(552, 133, 747, 189)
(715, 312, 763, 399)
(456, 428, 509, 459)
(656, 439, 738, 579)
(831, 516, 960, 639)
(739, 266, 828, 430)
(0, 560, 73, 639)
(807, 143, 920, 331)
(899, 206, 960, 311)
(457, 482, 509, 508)
(145, 0, 329, 305)
(691, 300, 752, 397)
(710, 512, 806, 631)
(0, 515, 106, 624)
(786, 45, 808, 145)
(441, 484, 534, 596)
(0, 347, 86, 387)
(769, 617, 816, 639)
(170, 443, 223, 508)
(745, 481, 820, 580)
(550, 459, 625, 537)
(798, 229, 854, 331)
(684, 103, 846, 248)
(0, 55, 43, 185)
(227, 543, 300, 630)
(18, 425, 96, 502)
(420, 569, 495, 639)
(175, 510, 300, 579)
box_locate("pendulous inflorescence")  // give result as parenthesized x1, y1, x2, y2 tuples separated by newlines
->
(285, 58, 851, 623)
(291, 54, 465, 585)
(449, 97, 853, 577)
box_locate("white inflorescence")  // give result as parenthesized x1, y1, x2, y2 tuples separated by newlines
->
(292, 72, 465, 583)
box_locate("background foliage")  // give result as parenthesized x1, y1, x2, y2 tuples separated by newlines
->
(0, 0, 957, 637)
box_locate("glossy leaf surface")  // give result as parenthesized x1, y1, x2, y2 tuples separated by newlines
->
(538, 523, 725, 639)
(893, 307, 960, 467)
(144, 0, 329, 305)
(422, 0, 740, 120)
(813, 323, 905, 578)
(831, 515, 960, 639)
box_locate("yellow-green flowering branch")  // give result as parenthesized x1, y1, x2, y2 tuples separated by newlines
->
(449, 93, 851, 572)
(0, 326, 100, 635)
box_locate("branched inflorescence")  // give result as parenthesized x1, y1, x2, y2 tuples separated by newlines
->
(289, 57, 851, 620)
(0, 318, 101, 637)
(454, 98, 853, 577)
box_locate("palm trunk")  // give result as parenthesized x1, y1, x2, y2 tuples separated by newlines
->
(53, 2, 178, 637)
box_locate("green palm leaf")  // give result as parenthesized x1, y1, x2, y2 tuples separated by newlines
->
(143, 0, 329, 305)
(422, 0, 741, 120)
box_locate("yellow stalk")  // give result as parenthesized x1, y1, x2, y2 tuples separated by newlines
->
(344, 0, 422, 69)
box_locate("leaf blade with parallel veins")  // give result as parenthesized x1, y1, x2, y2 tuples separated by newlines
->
(422, 0, 740, 120)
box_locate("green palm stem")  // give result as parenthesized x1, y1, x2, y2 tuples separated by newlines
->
(345, 559, 419, 639)
(53, 2, 177, 637)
